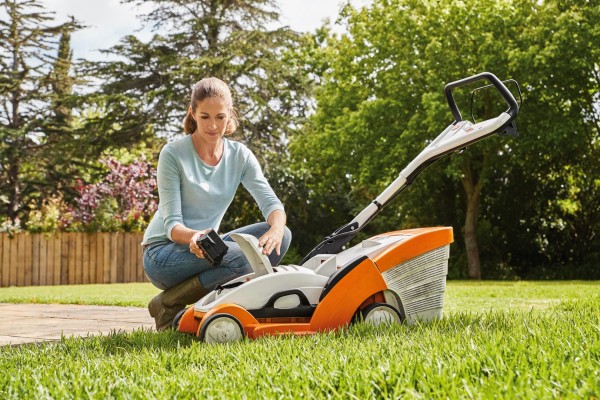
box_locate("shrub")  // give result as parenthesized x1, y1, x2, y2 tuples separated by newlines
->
(68, 156, 157, 232)
(25, 196, 72, 233)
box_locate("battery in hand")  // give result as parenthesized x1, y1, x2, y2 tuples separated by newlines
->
(196, 229, 228, 265)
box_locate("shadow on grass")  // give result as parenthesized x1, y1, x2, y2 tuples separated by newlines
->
(4, 328, 200, 353)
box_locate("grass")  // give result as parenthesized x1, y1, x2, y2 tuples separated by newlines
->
(1, 280, 598, 312)
(1, 281, 599, 399)
(0, 282, 160, 307)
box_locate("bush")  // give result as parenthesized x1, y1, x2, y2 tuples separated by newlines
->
(67, 156, 157, 232)
(24, 196, 71, 233)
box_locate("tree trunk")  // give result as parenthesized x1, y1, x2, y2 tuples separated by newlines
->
(7, 156, 20, 223)
(464, 183, 482, 279)
(461, 158, 484, 280)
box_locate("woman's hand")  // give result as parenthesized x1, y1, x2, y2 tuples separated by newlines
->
(258, 226, 285, 256)
(260, 210, 287, 256)
(189, 229, 211, 259)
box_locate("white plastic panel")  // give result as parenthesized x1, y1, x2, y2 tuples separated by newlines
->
(195, 269, 328, 312)
(230, 233, 274, 277)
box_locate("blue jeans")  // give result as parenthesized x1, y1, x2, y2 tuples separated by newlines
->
(143, 223, 292, 290)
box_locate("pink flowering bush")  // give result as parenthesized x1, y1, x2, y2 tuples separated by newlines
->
(69, 156, 157, 232)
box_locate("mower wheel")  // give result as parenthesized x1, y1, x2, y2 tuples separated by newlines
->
(172, 308, 187, 330)
(199, 314, 244, 344)
(360, 303, 404, 326)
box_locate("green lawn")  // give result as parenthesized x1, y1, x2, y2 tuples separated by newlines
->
(1, 281, 599, 399)
(0, 282, 161, 307)
(1, 280, 598, 312)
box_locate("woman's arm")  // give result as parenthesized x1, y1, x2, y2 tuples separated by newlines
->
(258, 209, 287, 256)
(157, 147, 209, 258)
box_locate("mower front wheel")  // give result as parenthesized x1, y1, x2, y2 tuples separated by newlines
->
(360, 303, 404, 326)
(199, 314, 244, 344)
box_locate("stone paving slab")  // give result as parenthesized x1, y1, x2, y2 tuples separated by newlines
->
(0, 303, 155, 347)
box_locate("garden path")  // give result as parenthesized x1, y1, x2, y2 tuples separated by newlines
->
(0, 303, 154, 347)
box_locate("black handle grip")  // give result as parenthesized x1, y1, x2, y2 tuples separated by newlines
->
(444, 72, 519, 122)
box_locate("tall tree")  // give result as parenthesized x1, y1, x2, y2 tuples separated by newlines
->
(0, 0, 80, 223)
(91, 0, 313, 155)
(292, 0, 599, 278)
(485, 0, 600, 277)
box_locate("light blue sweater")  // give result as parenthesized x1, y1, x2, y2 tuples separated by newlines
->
(142, 136, 284, 245)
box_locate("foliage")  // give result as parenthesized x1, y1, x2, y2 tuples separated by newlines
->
(0, 0, 597, 281)
(24, 195, 69, 233)
(0, 284, 599, 398)
(0, 216, 22, 237)
(0, 0, 82, 223)
(1, 151, 160, 234)
(88, 0, 313, 150)
(67, 156, 158, 232)
(0, 1, 163, 231)
(290, 0, 600, 279)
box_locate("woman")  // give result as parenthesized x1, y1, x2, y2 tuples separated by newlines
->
(142, 77, 292, 331)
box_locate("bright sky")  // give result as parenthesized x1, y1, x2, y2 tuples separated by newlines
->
(40, 0, 368, 61)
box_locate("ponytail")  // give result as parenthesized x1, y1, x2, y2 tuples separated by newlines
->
(183, 107, 196, 135)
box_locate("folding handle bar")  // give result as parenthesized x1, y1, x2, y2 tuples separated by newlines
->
(444, 72, 519, 122)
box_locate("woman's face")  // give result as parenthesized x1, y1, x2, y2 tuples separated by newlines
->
(192, 97, 230, 143)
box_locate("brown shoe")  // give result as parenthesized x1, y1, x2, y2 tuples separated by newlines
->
(148, 276, 209, 331)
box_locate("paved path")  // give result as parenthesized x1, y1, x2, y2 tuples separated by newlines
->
(0, 303, 155, 347)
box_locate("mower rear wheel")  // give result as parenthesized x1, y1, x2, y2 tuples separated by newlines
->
(199, 314, 244, 344)
(360, 303, 404, 326)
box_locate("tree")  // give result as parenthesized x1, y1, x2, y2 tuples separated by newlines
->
(484, 0, 600, 277)
(292, 0, 599, 278)
(89, 0, 313, 153)
(0, 0, 81, 223)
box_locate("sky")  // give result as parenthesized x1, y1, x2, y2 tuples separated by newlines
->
(40, 0, 367, 61)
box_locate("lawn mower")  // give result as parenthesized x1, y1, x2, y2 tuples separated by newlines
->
(175, 72, 520, 343)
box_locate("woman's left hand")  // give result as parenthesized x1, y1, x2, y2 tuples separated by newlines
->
(258, 226, 284, 256)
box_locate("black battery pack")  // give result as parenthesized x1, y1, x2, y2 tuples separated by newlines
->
(196, 229, 228, 265)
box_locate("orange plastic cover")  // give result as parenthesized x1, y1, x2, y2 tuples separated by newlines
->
(178, 306, 200, 334)
(371, 227, 453, 273)
(309, 257, 387, 332)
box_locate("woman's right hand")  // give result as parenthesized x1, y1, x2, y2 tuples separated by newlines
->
(189, 229, 211, 259)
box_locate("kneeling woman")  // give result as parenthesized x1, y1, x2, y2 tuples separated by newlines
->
(142, 77, 292, 331)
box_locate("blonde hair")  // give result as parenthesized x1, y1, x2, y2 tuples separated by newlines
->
(183, 77, 238, 135)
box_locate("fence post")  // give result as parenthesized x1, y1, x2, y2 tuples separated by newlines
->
(53, 233, 61, 285)
(29, 233, 37, 286)
(40, 234, 48, 286)
(9, 235, 17, 286)
(0, 235, 6, 287)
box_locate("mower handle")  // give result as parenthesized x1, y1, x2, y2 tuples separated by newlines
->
(444, 72, 519, 122)
(300, 72, 521, 265)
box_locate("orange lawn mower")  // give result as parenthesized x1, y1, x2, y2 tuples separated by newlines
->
(175, 72, 521, 343)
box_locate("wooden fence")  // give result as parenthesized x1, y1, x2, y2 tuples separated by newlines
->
(0, 233, 146, 287)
